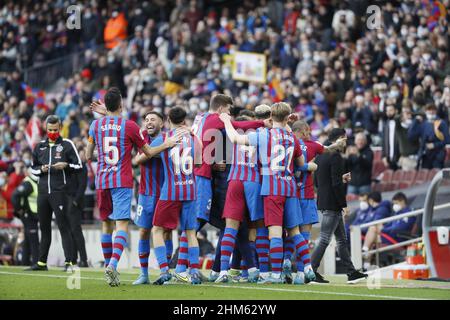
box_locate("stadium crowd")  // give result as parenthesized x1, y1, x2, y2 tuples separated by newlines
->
(0, 0, 449, 274)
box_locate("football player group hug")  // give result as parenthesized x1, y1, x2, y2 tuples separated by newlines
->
(87, 87, 346, 287)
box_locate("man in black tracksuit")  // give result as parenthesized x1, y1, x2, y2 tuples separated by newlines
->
(27, 115, 82, 271)
(312, 128, 367, 284)
(66, 154, 88, 267)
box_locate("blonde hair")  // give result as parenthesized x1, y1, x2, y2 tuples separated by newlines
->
(271, 102, 292, 122)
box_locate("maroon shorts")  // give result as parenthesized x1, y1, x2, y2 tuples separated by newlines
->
(97, 189, 112, 221)
(222, 180, 247, 222)
(153, 200, 182, 230)
(263, 195, 286, 227)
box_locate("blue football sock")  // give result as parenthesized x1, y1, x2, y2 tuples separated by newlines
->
(256, 228, 270, 273)
(220, 227, 238, 272)
(269, 237, 283, 277)
(138, 239, 150, 276)
(108, 231, 128, 270)
(154, 246, 169, 273)
(188, 246, 200, 275)
(175, 232, 188, 273)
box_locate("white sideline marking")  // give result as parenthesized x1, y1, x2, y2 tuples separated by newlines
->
(0, 270, 431, 300)
(206, 284, 430, 300)
(0, 271, 133, 283)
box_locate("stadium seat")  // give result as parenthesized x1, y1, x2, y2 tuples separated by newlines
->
(371, 182, 382, 192)
(346, 193, 358, 202)
(373, 149, 382, 161)
(392, 170, 405, 182)
(427, 168, 440, 181)
(402, 170, 417, 185)
(414, 169, 429, 185)
(382, 182, 396, 192)
(381, 169, 394, 182)
(372, 161, 387, 179)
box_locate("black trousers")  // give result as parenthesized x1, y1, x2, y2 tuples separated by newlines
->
(37, 192, 74, 264)
(311, 210, 356, 275)
(67, 196, 88, 263)
(21, 213, 40, 266)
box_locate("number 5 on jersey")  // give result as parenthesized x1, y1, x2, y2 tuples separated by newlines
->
(104, 136, 119, 165)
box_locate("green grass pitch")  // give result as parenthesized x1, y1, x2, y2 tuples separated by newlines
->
(1, 266, 449, 300)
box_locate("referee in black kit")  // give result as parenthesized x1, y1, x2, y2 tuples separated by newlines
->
(26, 115, 82, 271)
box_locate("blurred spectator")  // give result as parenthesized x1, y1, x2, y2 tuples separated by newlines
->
(382, 104, 400, 170)
(0, 161, 26, 219)
(362, 192, 416, 268)
(408, 104, 450, 169)
(11, 169, 40, 266)
(346, 132, 373, 195)
(345, 193, 370, 240)
(397, 105, 420, 171)
(104, 10, 128, 49)
(366, 191, 391, 223)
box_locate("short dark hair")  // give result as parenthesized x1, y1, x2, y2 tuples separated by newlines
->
(104, 87, 122, 112)
(368, 191, 382, 204)
(392, 192, 407, 203)
(143, 111, 164, 121)
(239, 109, 255, 119)
(328, 128, 346, 143)
(168, 106, 187, 124)
(235, 115, 251, 121)
(210, 94, 233, 111)
(45, 115, 61, 125)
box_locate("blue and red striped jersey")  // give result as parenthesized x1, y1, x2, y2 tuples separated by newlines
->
(248, 127, 301, 197)
(150, 130, 197, 201)
(192, 112, 265, 179)
(228, 130, 259, 182)
(88, 116, 146, 190)
(138, 131, 164, 197)
(295, 139, 324, 199)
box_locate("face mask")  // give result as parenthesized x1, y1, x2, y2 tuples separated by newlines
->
(407, 40, 415, 48)
(393, 204, 402, 213)
(401, 28, 408, 37)
(389, 90, 399, 99)
(401, 119, 412, 128)
(24, 159, 31, 166)
(426, 112, 436, 121)
(359, 201, 369, 211)
(47, 132, 60, 141)
(199, 101, 208, 110)
(398, 56, 406, 65)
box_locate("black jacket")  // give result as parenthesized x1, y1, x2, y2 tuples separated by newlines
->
(67, 163, 88, 204)
(382, 118, 400, 167)
(31, 137, 82, 194)
(11, 180, 35, 217)
(314, 152, 347, 211)
(347, 145, 374, 187)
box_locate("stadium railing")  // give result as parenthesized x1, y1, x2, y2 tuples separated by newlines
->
(23, 50, 87, 90)
(349, 202, 450, 269)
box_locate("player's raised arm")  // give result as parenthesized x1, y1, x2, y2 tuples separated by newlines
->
(323, 136, 347, 153)
(90, 100, 107, 116)
(219, 113, 249, 145)
(140, 127, 187, 159)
